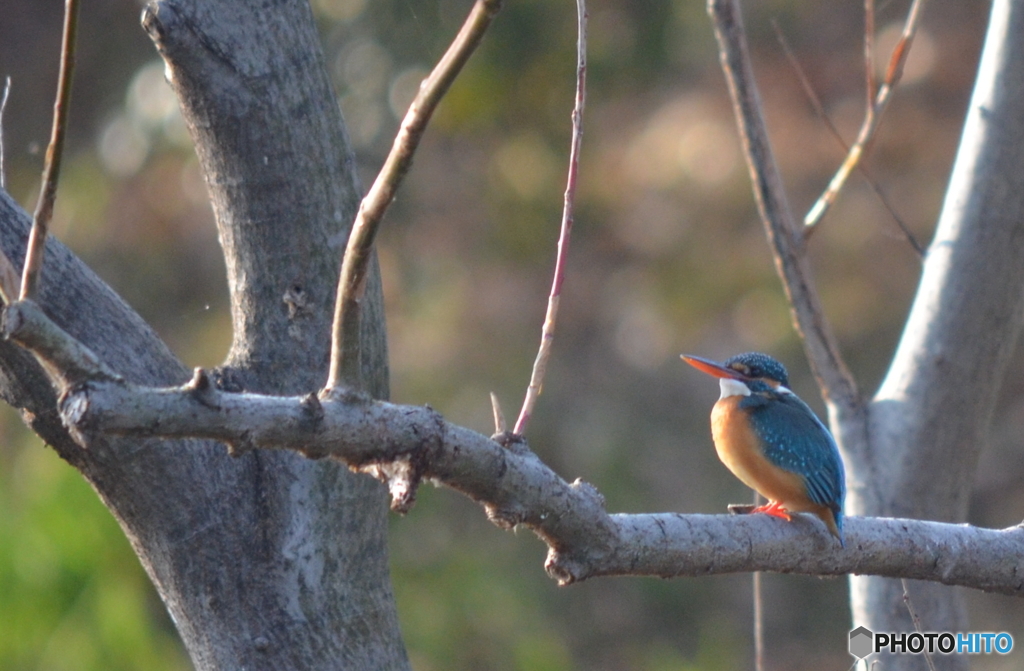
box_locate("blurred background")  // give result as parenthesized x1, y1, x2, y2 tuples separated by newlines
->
(0, 0, 1020, 669)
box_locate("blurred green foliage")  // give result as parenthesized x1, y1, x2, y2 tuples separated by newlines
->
(0, 407, 189, 671)
(1, 0, 1022, 669)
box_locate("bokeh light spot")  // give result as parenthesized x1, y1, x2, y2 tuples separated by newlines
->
(389, 67, 430, 121)
(731, 288, 792, 350)
(339, 95, 383, 149)
(312, 0, 367, 23)
(624, 94, 738, 189)
(611, 195, 687, 257)
(128, 61, 179, 131)
(336, 39, 392, 98)
(677, 119, 737, 187)
(608, 269, 675, 370)
(98, 115, 149, 177)
(614, 299, 674, 371)
(492, 133, 558, 200)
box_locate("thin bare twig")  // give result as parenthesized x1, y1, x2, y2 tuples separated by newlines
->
(490, 392, 507, 434)
(753, 570, 764, 670)
(804, 0, 928, 231)
(21, 0, 81, 301)
(0, 76, 11, 190)
(708, 0, 859, 410)
(864, 0, 876, 102)
(753, 490, 765, 671)
(771, 23, 923, 257)
(0, 250, 20, 304)
(901, 579, 938, 671)
(325, 0, 502, 391)
(0, 76, 19, 302)
(513, 0, 587, 435)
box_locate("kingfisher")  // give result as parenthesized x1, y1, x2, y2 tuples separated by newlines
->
(681, 352, 846, 546)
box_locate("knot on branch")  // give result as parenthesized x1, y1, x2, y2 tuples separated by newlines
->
(364, 459, 423, 514)
(226, 430, 256, 457)
(210, 366, 244, 393)
(491, 430, 531, 455)
(570, 477, 606, 511)
(282, 284, 310, 319)
(58, 383, 96, 448)
(300, 391, 325, 421)
(318, 384, 371, 406)
(295, 393, 329, 459)
(544, 547, 587, 586)
(140, 4, 165, 42)
(185, 368, 220, 409)
(484, 504, 528, 530)
(357, 404, 446, 514)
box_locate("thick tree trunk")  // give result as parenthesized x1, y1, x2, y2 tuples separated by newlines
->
(0, 0, 408, 668)
(848, 1, 1024, 669)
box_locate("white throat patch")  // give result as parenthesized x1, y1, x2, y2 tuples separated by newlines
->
(718, 378, 751, 399)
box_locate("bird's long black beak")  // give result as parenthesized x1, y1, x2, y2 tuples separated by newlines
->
(680, 354, 747, 380)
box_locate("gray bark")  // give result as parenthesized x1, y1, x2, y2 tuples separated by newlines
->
(848, 1, 1024, 668)
(0, 0, 408, 668)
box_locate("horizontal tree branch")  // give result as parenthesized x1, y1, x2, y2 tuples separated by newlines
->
(58, 374, 1024, 594)
(8, 298, 1021, 595)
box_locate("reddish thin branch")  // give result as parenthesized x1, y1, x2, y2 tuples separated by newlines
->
(326, 0, 502, 391)
(514, 0, 588, 436)
(21, 0, 80, 301)
(804, 0, 928, 231)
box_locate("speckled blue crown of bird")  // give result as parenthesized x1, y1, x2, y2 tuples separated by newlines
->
(721, 352, 789, 387)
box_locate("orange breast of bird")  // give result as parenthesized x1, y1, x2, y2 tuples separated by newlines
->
(710, 395, 809, 507)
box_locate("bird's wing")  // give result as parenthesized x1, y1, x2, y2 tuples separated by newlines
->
(742, 392, 846, 509)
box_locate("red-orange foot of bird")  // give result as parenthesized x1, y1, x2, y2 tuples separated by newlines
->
(751, 500, 792, 521)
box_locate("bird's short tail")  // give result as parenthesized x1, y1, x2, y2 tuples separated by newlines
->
(832, 509, 845, 548)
